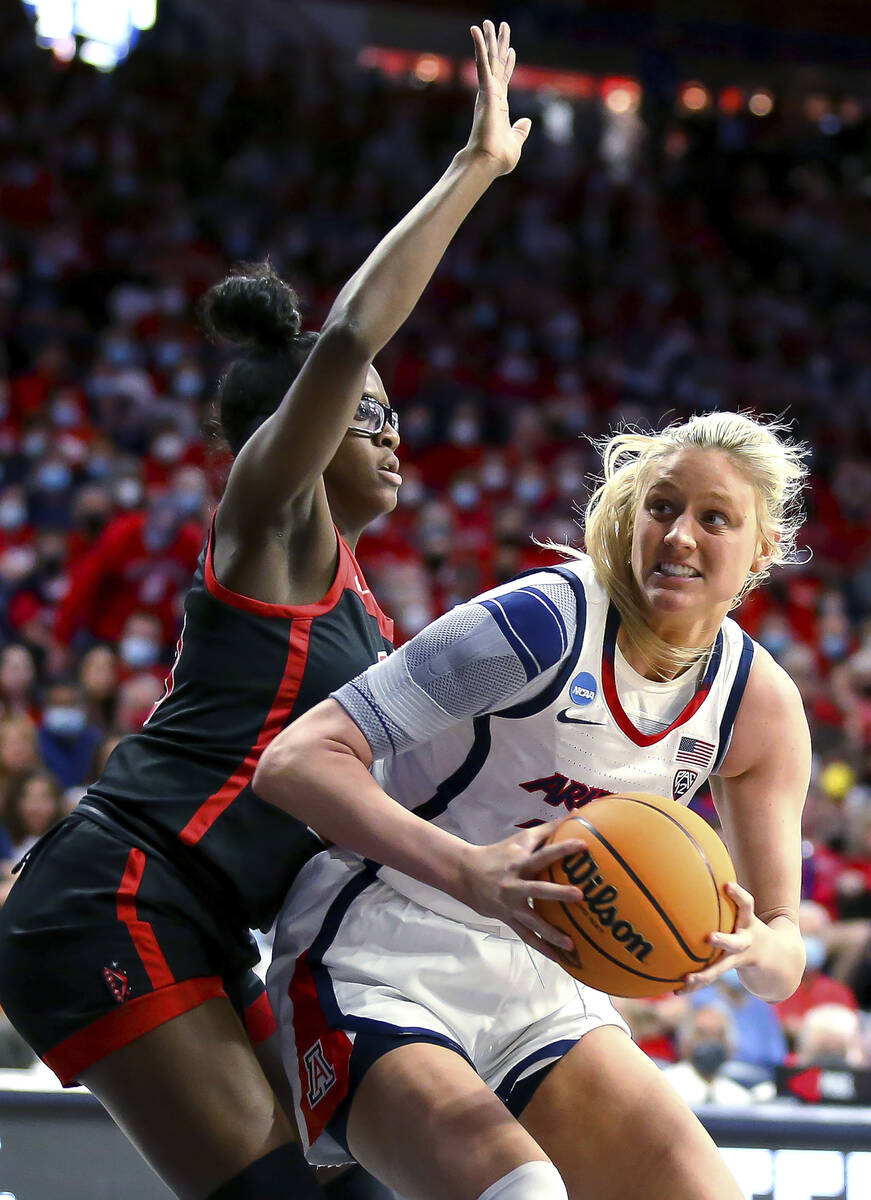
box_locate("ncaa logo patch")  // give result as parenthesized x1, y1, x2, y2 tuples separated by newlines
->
(102, 962, 130, 1004)
(303, 1039, 336, 1107)
(568, 671, 597, 707)
(672, 769, 698, 801)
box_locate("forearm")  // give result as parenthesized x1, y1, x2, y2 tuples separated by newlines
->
(738, 913, 805, 1002)
(326, 149, 500, 356)
(254, 734, 474, 900)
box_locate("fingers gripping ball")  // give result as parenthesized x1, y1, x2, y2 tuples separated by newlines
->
(534, 794, 738, 997)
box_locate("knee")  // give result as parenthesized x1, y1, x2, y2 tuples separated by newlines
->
(477, 1161, 568, 1200)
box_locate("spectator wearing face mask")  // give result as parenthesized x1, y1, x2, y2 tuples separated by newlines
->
(661, 1005, 756, 1107)
(776, 900, 859, 1047)
(36, 678, 103, 789)
(687, 969, 788, 1082)
(27, 453, 75, 530)
(66, 483, 115, 566)
(794, 1003, 867, 1070)
(116, 611, 168, 682)
(0, 485, 33, 553)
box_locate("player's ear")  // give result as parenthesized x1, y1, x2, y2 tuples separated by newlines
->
(750, 531, 779, 574)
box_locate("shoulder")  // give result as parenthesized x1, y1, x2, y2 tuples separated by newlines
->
(718, 641, 809, 778)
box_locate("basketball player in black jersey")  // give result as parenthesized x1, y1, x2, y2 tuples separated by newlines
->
(0, 22, 546, 1200)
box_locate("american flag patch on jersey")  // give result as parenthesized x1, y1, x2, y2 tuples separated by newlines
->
(676, 736, 715, 767)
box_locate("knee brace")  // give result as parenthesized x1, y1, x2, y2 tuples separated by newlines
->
(477, 1161, 568, 1200)
(206, 1142, 322, 1199)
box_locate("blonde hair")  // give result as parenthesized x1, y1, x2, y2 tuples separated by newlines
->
(554, 411, 809, 674)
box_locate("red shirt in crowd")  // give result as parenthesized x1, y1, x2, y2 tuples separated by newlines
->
(54, 510, 203, 646)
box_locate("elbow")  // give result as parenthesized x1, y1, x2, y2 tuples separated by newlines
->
(252, 733, 300, 815)
(317, 313, 375, 364)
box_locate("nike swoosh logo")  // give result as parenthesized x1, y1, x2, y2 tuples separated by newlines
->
(557, 708, 605, 726)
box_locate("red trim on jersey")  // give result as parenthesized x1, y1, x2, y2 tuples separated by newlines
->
(204, 516, 391, 638)
(178, 619, 313, 846)
(244, 989, 278, 1046)
(288, 953, 352, 1146)
(344, 540, 393, 642)
(44, 976, 224, 1086)
(144, 616, 187, 727)
(601, 649, 712, 747)
(116, 849, 176, 989)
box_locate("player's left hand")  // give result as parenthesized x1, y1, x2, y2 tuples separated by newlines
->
(680, 880, 758, 992)
(465, 20, 531, 176)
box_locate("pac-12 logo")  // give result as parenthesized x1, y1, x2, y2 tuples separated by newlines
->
(568, 671, 597, 707)
(672, 769, 698, 801)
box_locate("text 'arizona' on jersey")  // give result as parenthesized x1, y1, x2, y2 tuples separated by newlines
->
(86, 523, 393, 930)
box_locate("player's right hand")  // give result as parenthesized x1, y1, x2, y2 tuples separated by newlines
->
(458, 820, 585, 961)
(464, 20, 531, 177)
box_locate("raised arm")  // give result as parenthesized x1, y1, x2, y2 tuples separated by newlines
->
(685, 649, 811, 1002)
(222, 21, 531, 524)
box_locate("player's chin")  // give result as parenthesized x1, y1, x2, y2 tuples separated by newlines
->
(378, 480, 400, 510)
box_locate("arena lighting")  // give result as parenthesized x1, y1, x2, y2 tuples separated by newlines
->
(748, 89, 774, 117)
(679, 81, 710, 113)
(719, 86, 744, 115)
(601, 76, 641, 115)
(413, 54, 446, 83)
(21, 0, 158, 71)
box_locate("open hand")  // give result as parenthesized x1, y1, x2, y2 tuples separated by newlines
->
(458, 819, 584, 961)
(466, 20, 531, 176)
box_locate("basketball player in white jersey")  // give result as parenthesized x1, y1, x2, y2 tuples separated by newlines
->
(255, 411, 811, 1200)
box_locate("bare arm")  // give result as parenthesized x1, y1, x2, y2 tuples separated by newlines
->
(252, 698, 585, 957)
(686, 648, 810, 1001)
(221, 21, 530, 527)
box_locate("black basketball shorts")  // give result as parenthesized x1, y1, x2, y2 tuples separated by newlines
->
(0, 813, 276, 1086)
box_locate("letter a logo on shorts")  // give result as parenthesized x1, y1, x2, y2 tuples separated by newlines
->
(303, 1039, 336, 1107)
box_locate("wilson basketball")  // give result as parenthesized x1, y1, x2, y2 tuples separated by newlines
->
(535, 793, 738, 998)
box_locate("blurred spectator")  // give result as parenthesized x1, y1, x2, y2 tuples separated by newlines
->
(36, 677, 103, 789)
(78, 644, 120, 729)
(794, 1004, 867, 1069)
(0, 643, 37, 720)
(0, 715, 40, 800)
(115, 673, 164, 735)
(3, 767, 64, 859)
(776, 901, 860, 1046)
(117, 611, 169, 681)
(661, 1005, 755, 1106)
(687, 969, 787, 1080)
(54, 495, 203, 649)
(611, 992, 687, 1064)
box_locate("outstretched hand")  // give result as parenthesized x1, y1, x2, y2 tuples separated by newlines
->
(458, 819, 584, 961)
(466, 20, 531, 176)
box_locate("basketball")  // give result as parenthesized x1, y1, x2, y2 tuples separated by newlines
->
(535, 794, 738, 998)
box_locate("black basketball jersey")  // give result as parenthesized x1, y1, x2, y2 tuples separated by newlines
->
(86, 522, 393, 930)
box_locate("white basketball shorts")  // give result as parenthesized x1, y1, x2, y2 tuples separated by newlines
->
(267, 851, 631, 1167)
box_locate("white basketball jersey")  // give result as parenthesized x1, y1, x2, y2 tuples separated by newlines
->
(376, 556, 754, 903)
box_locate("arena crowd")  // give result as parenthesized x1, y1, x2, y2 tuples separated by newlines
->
(1, 3, 871, 1095)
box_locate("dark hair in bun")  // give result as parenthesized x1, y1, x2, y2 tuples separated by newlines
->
(200, 260, 318, 454)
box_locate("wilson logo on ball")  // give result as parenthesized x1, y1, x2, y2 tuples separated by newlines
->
(562, 848, 654, 962)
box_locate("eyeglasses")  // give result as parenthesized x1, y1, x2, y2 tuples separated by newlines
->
(348, 395, 400, 439)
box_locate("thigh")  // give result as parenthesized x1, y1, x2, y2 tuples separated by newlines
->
(81, 995, 297, 1200)
(346, 1042, 550, 1200)
(519, 1027, 743, 1200)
